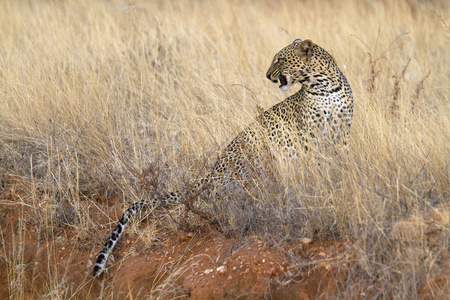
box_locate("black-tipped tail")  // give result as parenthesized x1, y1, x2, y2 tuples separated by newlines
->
(92, 200, 145, 277)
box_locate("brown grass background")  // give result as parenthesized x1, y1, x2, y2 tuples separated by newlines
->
(0, 0, 448, 298)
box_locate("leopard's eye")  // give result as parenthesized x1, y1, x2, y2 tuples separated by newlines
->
(274, 57, 286, 65)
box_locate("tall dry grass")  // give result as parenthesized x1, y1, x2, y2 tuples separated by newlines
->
(0, 0, 448, 298)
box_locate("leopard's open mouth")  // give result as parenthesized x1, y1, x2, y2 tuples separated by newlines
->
(278, 75, 288, 88)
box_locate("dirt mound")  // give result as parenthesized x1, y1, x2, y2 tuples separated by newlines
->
(0, 192, 352, 299)
(2, 183, 447, 299)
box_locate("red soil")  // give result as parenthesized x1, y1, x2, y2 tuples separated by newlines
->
(1, 181, 446, 299)
(0, 181, 353, 299)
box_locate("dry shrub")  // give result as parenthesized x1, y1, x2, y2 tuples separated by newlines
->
(0, 0, 448, 298)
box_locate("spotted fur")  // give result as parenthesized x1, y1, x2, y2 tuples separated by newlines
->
(93, 39, 353, 277)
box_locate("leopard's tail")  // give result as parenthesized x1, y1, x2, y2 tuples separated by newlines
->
(93, 193, 179, 277)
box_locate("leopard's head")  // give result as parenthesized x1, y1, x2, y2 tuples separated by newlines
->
(266, 39, 335, 91)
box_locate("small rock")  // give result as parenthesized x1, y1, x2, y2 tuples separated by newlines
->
(266, 267, 277, 276)
(301, 238, 312, 244)
(204, 269, 213, 274)
(217, 266, 227, 273)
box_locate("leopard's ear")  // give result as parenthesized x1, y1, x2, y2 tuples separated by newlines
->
(293, 38, 303, 44)
(293, 39, 313, 60)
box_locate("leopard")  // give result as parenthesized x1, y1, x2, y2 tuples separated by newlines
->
(93, 39, 354, 277)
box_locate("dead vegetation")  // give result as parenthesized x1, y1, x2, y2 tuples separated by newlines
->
(0, 0, 449, 299)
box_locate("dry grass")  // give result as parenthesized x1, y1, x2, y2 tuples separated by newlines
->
(0, 0, 449, 298)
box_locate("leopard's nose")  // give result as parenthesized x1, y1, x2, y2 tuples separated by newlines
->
(266, 72, 277, 83)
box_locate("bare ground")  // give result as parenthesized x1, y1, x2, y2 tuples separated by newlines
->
(1, 180, 447, 299)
